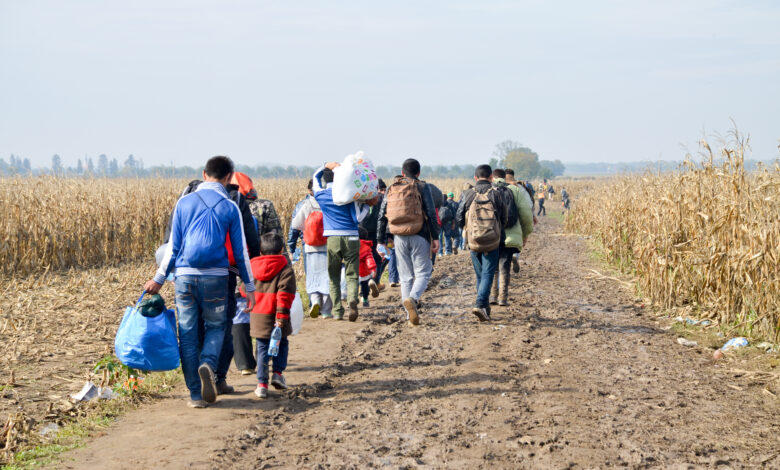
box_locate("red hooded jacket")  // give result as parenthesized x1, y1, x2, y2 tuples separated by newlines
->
(241, 254, 297, 339)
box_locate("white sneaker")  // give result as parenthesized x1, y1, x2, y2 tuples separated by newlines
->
(254, 386, 268, 398)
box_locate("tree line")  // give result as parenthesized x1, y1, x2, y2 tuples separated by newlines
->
(0, 142, 567, 180)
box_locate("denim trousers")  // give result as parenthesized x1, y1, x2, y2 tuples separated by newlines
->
(387, 247, 399, 283)
(215, 272, 237, 382)
(470, 249, 500, 308)
(442, 224, 457, 254)
(255, 336, 289, 385)
(175, 275, 229, 401)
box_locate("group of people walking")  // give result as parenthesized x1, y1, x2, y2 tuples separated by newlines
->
(142, 155, 545, 408)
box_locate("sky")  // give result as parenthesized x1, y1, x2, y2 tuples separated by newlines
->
(1, 0, 779, 168)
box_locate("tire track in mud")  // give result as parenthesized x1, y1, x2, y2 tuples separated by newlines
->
(211, 219, 780, 469)
(65, 218, 780, 469)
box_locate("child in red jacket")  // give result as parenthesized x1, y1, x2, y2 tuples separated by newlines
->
(243, 233, 297, 399)
(358, 228, 379, 307)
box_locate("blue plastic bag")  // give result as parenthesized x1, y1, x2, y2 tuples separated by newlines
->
(114, 291, 180, 371)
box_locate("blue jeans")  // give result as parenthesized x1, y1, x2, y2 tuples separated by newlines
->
(470, 249, 499, 308)
(387, 247, 399, 283)
(175, 275, 229, 401)
(215, 273, 237, 382)
(255, 336, 289, 385)
(442, 224, 456, 254)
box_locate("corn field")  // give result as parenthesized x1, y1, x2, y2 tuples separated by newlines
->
(0, 176, 467, 279)
(566, 135, 780, 340)
(0, 177, 310, 278)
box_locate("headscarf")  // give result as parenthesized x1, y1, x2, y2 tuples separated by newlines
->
(231, 172, 257, 200)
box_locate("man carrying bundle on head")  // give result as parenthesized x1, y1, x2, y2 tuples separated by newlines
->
(312, 162, 371, 322)
(376, 158, 440, 326)
(456, 164, 508, 322)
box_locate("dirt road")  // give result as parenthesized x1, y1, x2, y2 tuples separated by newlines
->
(61, 218, 780, 469)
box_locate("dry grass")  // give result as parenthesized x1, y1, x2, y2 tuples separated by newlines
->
(0, 177, 317, 278)
(566, 133, 780, 340)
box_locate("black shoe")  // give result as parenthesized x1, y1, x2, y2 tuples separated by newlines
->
(216, 380, 234, 395)
(471, 307, 490, 322)
(198, 363, 218, 403)
(512, 256, 520, 274)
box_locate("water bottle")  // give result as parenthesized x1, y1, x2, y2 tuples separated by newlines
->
(268, 326, 282, 357)
(377, 244, 388, 259)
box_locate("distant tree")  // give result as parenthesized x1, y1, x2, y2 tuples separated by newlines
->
(51, 154, 63, 175)
(97, 154, 108, 175)
(493, 140, 524, 168)
(109, 158, 119, 176)
(76, 159, 84, 175)
(23, 158, 31, 173)
(539, 159, 565, 177)
(504, 147, 542, 180)
(86, 157, 95, 174)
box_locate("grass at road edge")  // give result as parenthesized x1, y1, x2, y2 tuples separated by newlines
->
(2, 369, 181, 470)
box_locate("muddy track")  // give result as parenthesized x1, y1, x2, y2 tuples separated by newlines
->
(63, 218, 780, 469)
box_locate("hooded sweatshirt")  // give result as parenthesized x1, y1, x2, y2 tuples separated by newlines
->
(245, 254, 297, 339)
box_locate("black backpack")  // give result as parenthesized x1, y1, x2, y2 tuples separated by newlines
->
(439, 205, 453, 224)
(498, 186, 518, 229)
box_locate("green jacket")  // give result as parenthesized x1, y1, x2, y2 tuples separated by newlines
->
(503, 182, 533, 249)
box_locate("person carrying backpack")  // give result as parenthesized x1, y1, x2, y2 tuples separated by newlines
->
(161, 171, 261, 395)
(561, 187, 570, 212)
(491, 168, 534, 306)
(312, 162, 371, 322)
(439, 192, 459, 255)
(377, 158, 440, 326)
(456, 164, 508, 321)
(145, 156, 256, 408)
(290, 180, 332, 319)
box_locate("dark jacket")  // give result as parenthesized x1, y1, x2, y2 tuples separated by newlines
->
(376, 178, 440, 244)
(456, 179, 509, 243)
(359, 192, 384, 243)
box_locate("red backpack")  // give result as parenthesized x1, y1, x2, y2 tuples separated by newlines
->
(303, 211, 327, 246)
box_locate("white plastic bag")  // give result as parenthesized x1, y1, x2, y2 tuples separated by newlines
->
(290, 293, 304, 335)
(332, 151, 380, 205)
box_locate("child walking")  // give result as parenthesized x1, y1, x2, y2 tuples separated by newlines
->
(244, 232, 297, 398)
(358, 228, 379, 307)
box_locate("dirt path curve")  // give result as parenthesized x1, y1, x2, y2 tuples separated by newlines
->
(62, 218, 779, 469)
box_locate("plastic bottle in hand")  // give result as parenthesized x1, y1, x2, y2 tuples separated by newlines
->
(269, 326, 282, 357)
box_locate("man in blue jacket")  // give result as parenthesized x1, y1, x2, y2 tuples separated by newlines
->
(312, 162, 370, 322)
(145, 156, 256, 408)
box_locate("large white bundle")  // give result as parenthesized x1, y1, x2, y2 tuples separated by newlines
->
(332, 151, 380, 205)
